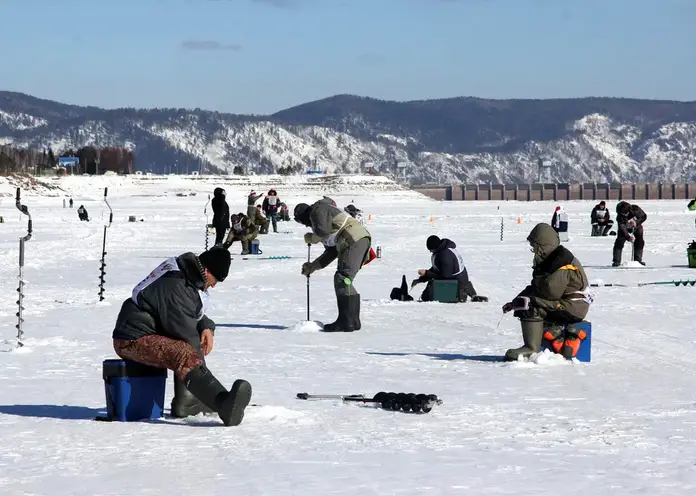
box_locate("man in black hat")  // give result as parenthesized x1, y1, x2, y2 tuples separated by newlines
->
(112, 247, 252, 426)
(412, 235, 483, 302)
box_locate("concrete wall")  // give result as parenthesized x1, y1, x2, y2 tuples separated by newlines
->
(412, 183, 696, 201)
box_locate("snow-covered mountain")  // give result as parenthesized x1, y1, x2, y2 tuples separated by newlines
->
(1, 91, 696, 184)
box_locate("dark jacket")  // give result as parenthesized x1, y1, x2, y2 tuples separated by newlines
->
(262, 190, 280, 215)
(616, 201, 647, 238)
(212, 187, 230, 228)
(419, 238, 468, 283)
(112, 252, 215, 353)
(590, 204, 611, 223)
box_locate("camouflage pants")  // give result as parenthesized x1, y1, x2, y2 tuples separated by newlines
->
(113, 335, 204, 381)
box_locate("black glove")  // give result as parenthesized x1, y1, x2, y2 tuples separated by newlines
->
(502, 302, 513, 313)
(301, 262, 318, 276)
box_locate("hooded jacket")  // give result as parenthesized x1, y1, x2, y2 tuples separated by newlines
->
(421, 238, 467, 282)
(211, 187, 230, 228)
(517, 223, 590, 319)
(112, 252, 215, 353)
(262, 190, 280, 214)
(295, 199, 371, 268)
(616, 201, 647, 238)
(590, 203, 611, 223)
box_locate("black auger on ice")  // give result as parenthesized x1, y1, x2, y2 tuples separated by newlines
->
(15, 188, 32, 348)
(98, 187, 113, 301)
(296, 392, 443, 413)
(204, 194, 211, 250)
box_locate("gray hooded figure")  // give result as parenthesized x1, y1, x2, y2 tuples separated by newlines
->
(503, 223, 590, 361)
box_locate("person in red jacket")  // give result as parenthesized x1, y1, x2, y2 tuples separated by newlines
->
(262, 189, 280, 233)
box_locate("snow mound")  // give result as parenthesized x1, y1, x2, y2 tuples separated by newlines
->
(508, 349, 575, 367)
(289, 320, 324, 332)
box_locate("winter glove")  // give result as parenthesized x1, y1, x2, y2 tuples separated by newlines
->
(628, 235, 635, 243)
(502, 302, 514, 313)
(411, 278, 422, 289)
(301, 261, 318, 276)
(304, 233, 316, 244)
(512, 296, 531, 311)
(627, 219, 637, 228)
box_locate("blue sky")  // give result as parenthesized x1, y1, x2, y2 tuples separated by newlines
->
(1, 0, 694, 114)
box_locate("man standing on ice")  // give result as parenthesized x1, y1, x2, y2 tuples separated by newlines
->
(613, 201, 647, 266)
(247, 190, 264, 218)
(502, 223, 591, 361)
(294, 199, 372, 332)
(111, 247, 252, 426)
(211, 187, 230, 246)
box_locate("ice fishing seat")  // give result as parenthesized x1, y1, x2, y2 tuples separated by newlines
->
(100, 359, 167, 421)
(541, 321, 592, 362)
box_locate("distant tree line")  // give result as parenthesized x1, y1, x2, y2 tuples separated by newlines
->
(0, 144, 135, 175)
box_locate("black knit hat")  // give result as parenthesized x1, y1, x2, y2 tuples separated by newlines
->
(426, 235, 441, 251)
(198, 247, 231, 282)
(294, 203, 311, 225)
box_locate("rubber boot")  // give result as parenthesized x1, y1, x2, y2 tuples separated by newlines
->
(241, 239, 250, 255)
(322, 295, 352, 332)
(348, 293, 361, 331)
(504, 319, 543, 361)
(612, 245, 623, 266)
(184, 365, 252, 427)
(171, 375, 216, 418)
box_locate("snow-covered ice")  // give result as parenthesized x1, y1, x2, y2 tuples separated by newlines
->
(1, 175, 696, 495)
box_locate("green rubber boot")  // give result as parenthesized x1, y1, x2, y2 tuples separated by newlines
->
(504, 319, 543, 361)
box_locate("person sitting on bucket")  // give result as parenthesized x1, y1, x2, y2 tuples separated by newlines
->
(502, 223, 592, 361)
(590, 200, 614, 236)
(77, 205, 90, 222)
(411, 235, 485, 303)
(294, 199, 373, 332)
(111, 247, 252, 426)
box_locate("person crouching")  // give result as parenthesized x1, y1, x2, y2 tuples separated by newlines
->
(111, 247, 252, 426)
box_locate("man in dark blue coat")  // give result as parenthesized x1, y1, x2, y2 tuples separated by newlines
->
(413, 235, 485, 302)
(112, 247, 251, 426)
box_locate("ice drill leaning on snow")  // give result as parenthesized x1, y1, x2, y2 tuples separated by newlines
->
(294, 198, 372, 332)
(503, 223, 591, 361)
(112, 247, 252, 426)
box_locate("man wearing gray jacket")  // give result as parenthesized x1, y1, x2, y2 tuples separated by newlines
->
(294, 199, 372, 332)
(112, 247, 252, 426)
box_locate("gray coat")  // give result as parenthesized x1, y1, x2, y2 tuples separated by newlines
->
(112, 252, 215, 353)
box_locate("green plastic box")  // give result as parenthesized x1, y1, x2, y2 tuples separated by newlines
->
(432, 279, 459, 303)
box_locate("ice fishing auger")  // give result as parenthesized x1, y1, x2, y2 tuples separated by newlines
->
(297, 391, 443, 413)
(15, 188, 32, 347)
(98, 188, 113, 301)
(590, 279, 696, 288)
(204, 194, 210, 250)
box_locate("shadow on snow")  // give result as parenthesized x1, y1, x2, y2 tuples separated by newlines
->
(366, 351, 505, 362)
